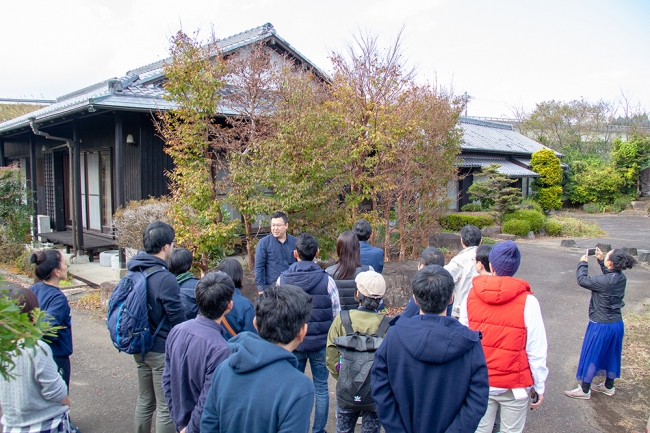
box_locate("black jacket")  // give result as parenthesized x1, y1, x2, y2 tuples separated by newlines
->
(576, 260, 626, 324)
(325, 265, 370, 311)
(127, 253, 187, 352)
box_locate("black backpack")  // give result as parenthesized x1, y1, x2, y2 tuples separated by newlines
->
(334, 310, 391, 412)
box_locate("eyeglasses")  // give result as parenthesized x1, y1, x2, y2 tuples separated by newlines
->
(271, 224, 286, 228)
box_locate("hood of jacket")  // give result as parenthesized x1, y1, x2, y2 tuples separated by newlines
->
(126, 252, 169, 272)
(226, 332, 298, 374)
(281, 261, 326, 292)
(471, 274, 531, 306)
(393, 314, 481, 364)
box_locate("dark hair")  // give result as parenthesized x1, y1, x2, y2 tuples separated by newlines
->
(356, 291, 381, 310)
(217, 258, 243, 289)
(143, 221, 175, 254)
(460, 225, 482, 247)
(333, 231, 362, 279)
(195, 272, 235, 320)
(295, 233, 319, 261)
(29, 250, 63, 281)
(411, 265, 454, 315)
(255, 284, 312, 344)
(271, 211, 288, 224)
(419, 247, 445, 267)
(169, 248, 193, 276)
(352, 219, 372, 242)
(7, 287, 39, 317)
(475, 245, 493, 271)
(608, 249, 636, 271)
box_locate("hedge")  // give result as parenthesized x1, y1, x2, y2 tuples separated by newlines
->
(502, 219, 531, 237)
(460, 203, 483, 212)
(544, 219, 563, 237)
(502, 209, 546, 233)
(439, 214, 494, 231)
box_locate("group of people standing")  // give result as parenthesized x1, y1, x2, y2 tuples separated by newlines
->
(0, 212, 637, 433)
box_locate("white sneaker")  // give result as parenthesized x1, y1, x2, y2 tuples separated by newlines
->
(591, 382, 616, 396)
(565, 386, 591, 399)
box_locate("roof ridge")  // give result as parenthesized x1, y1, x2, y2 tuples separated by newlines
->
(126, 23, 276, 77)
(57, 78, 115, 102)
(461, 116, 514, 131)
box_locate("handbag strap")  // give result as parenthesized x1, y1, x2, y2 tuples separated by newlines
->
(222, 316, 237, 337)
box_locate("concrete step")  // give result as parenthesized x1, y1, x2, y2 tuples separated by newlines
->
(620, 209, 647, 216)
(632, 201, 649, 211)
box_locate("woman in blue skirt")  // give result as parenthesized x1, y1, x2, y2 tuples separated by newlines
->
(565, 247, 636, 399)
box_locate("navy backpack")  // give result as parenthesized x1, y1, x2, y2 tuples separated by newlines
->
(106, 265, 166, 360)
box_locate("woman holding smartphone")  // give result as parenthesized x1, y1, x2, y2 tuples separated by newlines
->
(565, 247, 636, 399)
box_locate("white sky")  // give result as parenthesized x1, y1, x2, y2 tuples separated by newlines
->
(1, 0, 648, 117)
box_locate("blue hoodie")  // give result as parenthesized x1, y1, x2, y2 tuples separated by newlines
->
(200, 332, 315, 433)
(371, 314, 489, 433)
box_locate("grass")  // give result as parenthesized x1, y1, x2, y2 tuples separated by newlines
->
(547, 216, 606, 238)
(614, 311, 650, 431)
(482, 237, 497, 245)
(72, 291, 103, 311)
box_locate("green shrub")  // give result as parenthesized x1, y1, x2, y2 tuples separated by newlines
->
(521, 198, 543, 213)
(482, 237, 497, 245)
(0, 166, 33, 244)
(502, 209, 546, 233)
(583, 203, 599, 213)
(14, 249, 35, 279)
(0, 242, 26, 265)
(501, 219, 531, 237)
(548, 216, 605, 237)
(439, 214, 494, 231)
(612, 196, 632, 212)
(544, 219, 563, 237)
(460, 203, 483, 212)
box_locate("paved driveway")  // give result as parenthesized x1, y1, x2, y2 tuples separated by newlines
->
(58, 214, 650, 432)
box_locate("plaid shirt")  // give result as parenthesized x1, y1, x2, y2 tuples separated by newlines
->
(3, 412, 69, 433)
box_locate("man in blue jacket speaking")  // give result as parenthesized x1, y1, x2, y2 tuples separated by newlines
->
(255, 211, 297, 293)
(371, 265, 489, 433)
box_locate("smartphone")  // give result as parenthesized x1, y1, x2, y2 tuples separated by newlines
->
(530, 389, 539, 407)
(586, 248, 597, 256)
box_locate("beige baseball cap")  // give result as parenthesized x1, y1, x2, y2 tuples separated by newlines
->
(355, 270, 386, 299)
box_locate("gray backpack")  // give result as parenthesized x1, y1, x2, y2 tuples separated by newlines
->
(334, 310, 391, 411)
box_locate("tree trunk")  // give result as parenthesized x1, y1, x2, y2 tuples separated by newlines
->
(398, 194, 406, 260)
(243, 214, 255, 269)
(383, 201, 391, 262)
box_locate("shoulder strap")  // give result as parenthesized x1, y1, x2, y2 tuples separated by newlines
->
(222, 316, 237, 337)
(340, 310, 354, 335)
(376, 315, 391, 338)
(143, 265, 164, 278)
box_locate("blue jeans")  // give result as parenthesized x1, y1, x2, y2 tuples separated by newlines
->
(294, 347, 329, 433)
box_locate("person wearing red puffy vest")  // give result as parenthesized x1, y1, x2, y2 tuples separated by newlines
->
(460, 240, 548, 433)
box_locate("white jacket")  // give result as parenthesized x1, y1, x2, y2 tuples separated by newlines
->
(445, 246, 478, 317)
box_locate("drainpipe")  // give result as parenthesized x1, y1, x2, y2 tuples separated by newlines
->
(30, 120, 78, 253)
(29, 134, 38, 240)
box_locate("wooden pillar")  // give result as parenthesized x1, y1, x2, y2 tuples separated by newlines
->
(29, 134, 38, 240)
(114, 112, 125, 209)
(0, 137, 5, 167)
(115, 112, 126, 268)
(73, 120, 84, 253)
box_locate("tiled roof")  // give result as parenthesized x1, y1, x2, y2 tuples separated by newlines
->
(460, 117, 551, 156)
(0, 23, 325, 135)
(458, 156, 540, 178)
